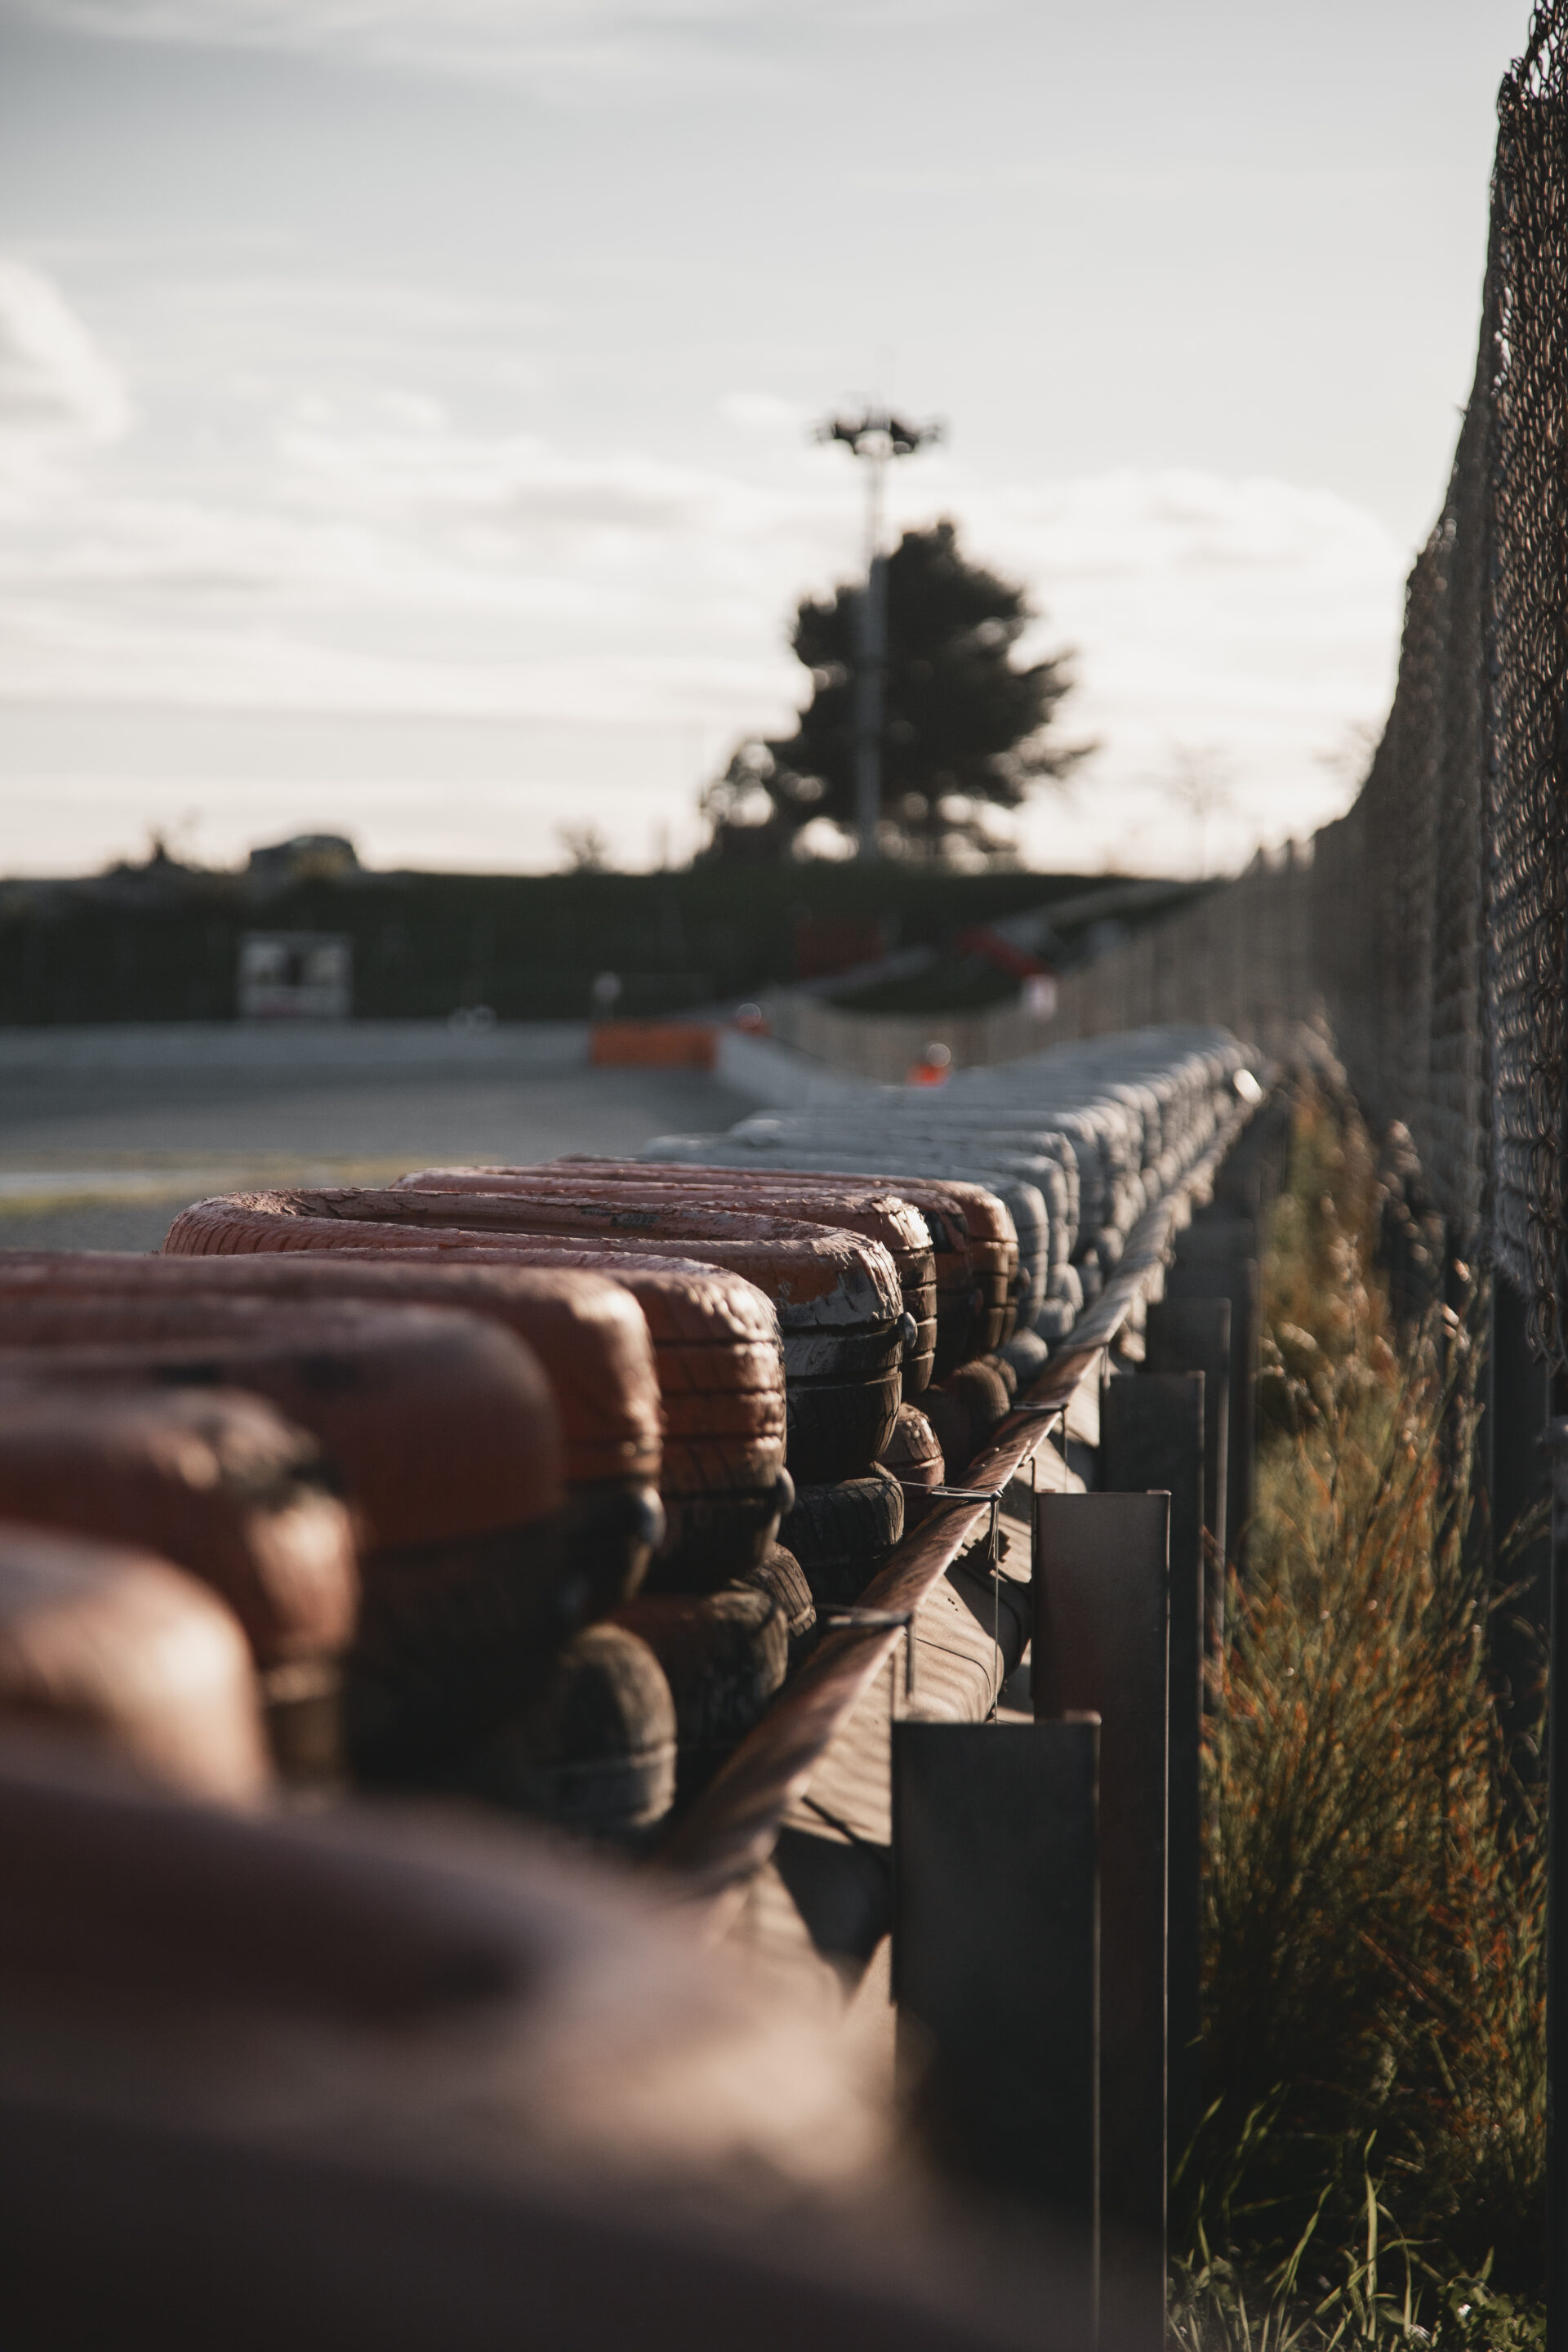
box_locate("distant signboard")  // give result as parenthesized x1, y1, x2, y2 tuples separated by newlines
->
(238, 933, 352, 1020)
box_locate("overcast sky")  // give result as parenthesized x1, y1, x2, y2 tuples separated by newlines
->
(0, 0, 1535, 878)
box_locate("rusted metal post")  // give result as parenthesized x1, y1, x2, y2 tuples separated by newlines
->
(892, 1717, 1100, 2341)
(1033, 1490, 1169, 2350)
(1101, 1374, 1205, 2210)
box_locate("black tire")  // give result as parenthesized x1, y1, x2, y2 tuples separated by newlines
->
(780, 1467, 905, 1609)
(782, 1321, 908, 1382)
(614, 1588, 787, 1777)
(932, 1285, 986, 1379)
(465, 1622, 677, 1843)
(920, 1361, 1011, 1479)
(1001, 1328, 1051, 1388)
(732, 1542, 816, 1658)
(345, 1513, 573, 1786)
(878, 1404, 946, 1536)
(1048, 1263, 1085, 1311)
(644, 1472, 794, 1595)
(786, 1370, 902, 1486)
(560, 1478, 666, 1618)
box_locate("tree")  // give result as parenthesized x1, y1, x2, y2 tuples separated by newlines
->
(702, 519, 1087, 864)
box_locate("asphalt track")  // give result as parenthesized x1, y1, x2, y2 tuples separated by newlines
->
(0, 1061, 760, 1254)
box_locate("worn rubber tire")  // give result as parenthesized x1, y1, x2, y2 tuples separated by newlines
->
(786, 1370, 902, 1486)
(0, 1522, 272, 1805)
(921, 1361, 1011, 1479)
(779, 1467, 905, 1609)
(0, 1250, 664, 1491)
(0, 1380, 356, 1671)
(559, 1477, 665, 1619)
(397, 1164, 937, 1393)
(878, 1403, 946, 1535)
(345, 1514, 577, 1786)
(464, 1622, 677, 1844)
(731, 1542, 816, 1654)
(612, 1586, 786, 1791)
(645, 1471, 795, 1595)
(1001, 1328, 1052, 1388)
(164, 1187, 905, 1361)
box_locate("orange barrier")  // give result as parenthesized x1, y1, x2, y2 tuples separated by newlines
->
(590, 1021, 717, 1071)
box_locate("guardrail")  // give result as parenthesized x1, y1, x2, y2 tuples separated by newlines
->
(658, 1082, 1286, 2345)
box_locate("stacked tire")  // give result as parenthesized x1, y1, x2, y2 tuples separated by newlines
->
(640, 1023, 1258, 1348)
(0, 1255, 677, 1836)
(381, 1166, 940, 1621)
(162, 1179, 920, 1651)
(0, 1022, 1258, 1853)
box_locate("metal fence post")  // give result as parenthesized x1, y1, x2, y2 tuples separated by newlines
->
(1165, 1221, 1258, 1570)
(1033, 1490, 1169, 2350)
(1143, 1296, 1232, 1646)
(1490, 1282, 1555, 1756)
(892, 1717, 1101, 2343)
(1102, 1374, 1205, 2207)
(1545, 1422, 1568, 2352)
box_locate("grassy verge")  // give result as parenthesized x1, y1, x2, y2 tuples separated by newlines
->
(1171, 1078, 1547, 2350)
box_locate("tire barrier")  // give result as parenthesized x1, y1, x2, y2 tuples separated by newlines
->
(612, 1586, 788, 1793)
(642, 1024, 1256, 1352)
(399, 1164, 940, 1396)
(164, 1183, 904, 1488)
(0, 1521, 272, 1803)
(732, 1542, 817, 1660)
(138, 1229, 789, 1596)
(461, 1621, 679, 1844)
(0, 1381, 355, 1783)
(0, 1250, 665, 1620)
(0, 1300, 569, 1786)
(779, 1468, 906, 1610)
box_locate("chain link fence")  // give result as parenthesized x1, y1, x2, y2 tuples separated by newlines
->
(1031, 5, 1568, 1361)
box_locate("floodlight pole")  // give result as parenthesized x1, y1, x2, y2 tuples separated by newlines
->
(857, 443, 889, 866)
(815, 404, 942, 862)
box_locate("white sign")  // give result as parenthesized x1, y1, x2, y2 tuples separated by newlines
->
(238, 933, 353, 1020)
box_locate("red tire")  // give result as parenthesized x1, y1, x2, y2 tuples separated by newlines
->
(0, 1381, 356, 1669)
(0, 1520, 271, 1802)
(0, 1250, 659, 1490)
(0, 1300, 568, 1784)
(398, 1164, 937, 1394)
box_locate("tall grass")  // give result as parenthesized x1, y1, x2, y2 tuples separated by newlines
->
(1172, 1080, 1547, 2350)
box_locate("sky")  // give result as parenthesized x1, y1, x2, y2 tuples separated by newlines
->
(0, 0, 1537, 880)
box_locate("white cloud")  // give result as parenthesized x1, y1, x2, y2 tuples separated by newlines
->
(0, 259, 129, 447)
(0, 374, 1406, 878)
(0, 265, 1408, 878)
(717, 391, 808, 437)
(13, 0, 983, 96)
(939, 470, 1405, 873)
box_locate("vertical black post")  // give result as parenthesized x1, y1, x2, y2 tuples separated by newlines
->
(1165, 1218, 1258, 1569)
(1490, 1280, 1554, 1760)
(1144, 1295, 1232, 1654)
(1548, 1423, 1568, 2352)
(893, 1717, 1101, 2341)
(1102, 1374, 1205, 2205)
(1034, 1490, 1169, 2350)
